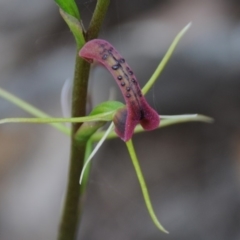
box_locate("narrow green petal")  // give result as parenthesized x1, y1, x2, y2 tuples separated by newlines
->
(142, 22, 192, 95)
(126, 139, 169, 234)
(0, 111, 115, 125)
(79, 122, 114, 184)
(91, 114, 213, 141)
(0, 87, 70, 135)
(80, 140, 93, 194)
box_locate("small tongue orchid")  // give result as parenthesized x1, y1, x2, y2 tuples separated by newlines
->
(79, 39, 160, 142)
(0, 23, 214, 235)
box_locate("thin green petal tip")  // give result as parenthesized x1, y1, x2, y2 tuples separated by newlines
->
(126, 139, 169, 234)
(195, 114, 214, 123)
(152, 218, 169, 234)
(184, 22, 192, 31)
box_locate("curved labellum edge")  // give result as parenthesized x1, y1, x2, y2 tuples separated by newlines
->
(79, 39, 160, 141)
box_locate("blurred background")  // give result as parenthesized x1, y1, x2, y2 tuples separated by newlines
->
(0, 0, 240, 239)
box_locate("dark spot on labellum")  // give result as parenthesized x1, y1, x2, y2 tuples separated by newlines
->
(132, 78, 136, 83)
(102, 54, 108, 60)
(112, 64, 120, 70)
(126, 93, 131, 98)
(117, 75, 122, 80)
(125, 66, 133, 75)
(108, 47, 113, 53)
(100, 43, 106, 48)
(126, 87, 131, 91)
(119, 58, 125, 63)
(121, 82, 125, 86)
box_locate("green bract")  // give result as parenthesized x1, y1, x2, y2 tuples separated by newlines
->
(59, 9, 85, 49)
(55, 0, 80, 20)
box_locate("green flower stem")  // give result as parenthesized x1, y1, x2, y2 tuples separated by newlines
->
(58, 1, 110, 240)
(0, 87, 70, 135)
(86, 0, 110, 40)
(142, 22, 191, 95)
(59, 121, 105, 240)
(125, 139, 169, 233)
(57, 57, 89, 240)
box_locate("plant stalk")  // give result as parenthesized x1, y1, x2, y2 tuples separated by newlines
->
(57, 1, 110, 239)
(57, 55, 90, 240)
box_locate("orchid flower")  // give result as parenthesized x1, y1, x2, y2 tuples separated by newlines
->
(0, 23, 213, 234)
(79, 39, 160, 142)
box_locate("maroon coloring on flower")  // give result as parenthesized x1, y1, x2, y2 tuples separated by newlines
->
(79, 39, 160, 141)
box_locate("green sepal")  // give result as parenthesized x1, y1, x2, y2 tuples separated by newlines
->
(126, 139, 169, 234)
(55, 0, 80, 20)
(59, 9, 85, 50)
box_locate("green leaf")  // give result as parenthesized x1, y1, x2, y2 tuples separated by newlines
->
(59, 9, 85, 49)
(55, 0, 80, 20)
